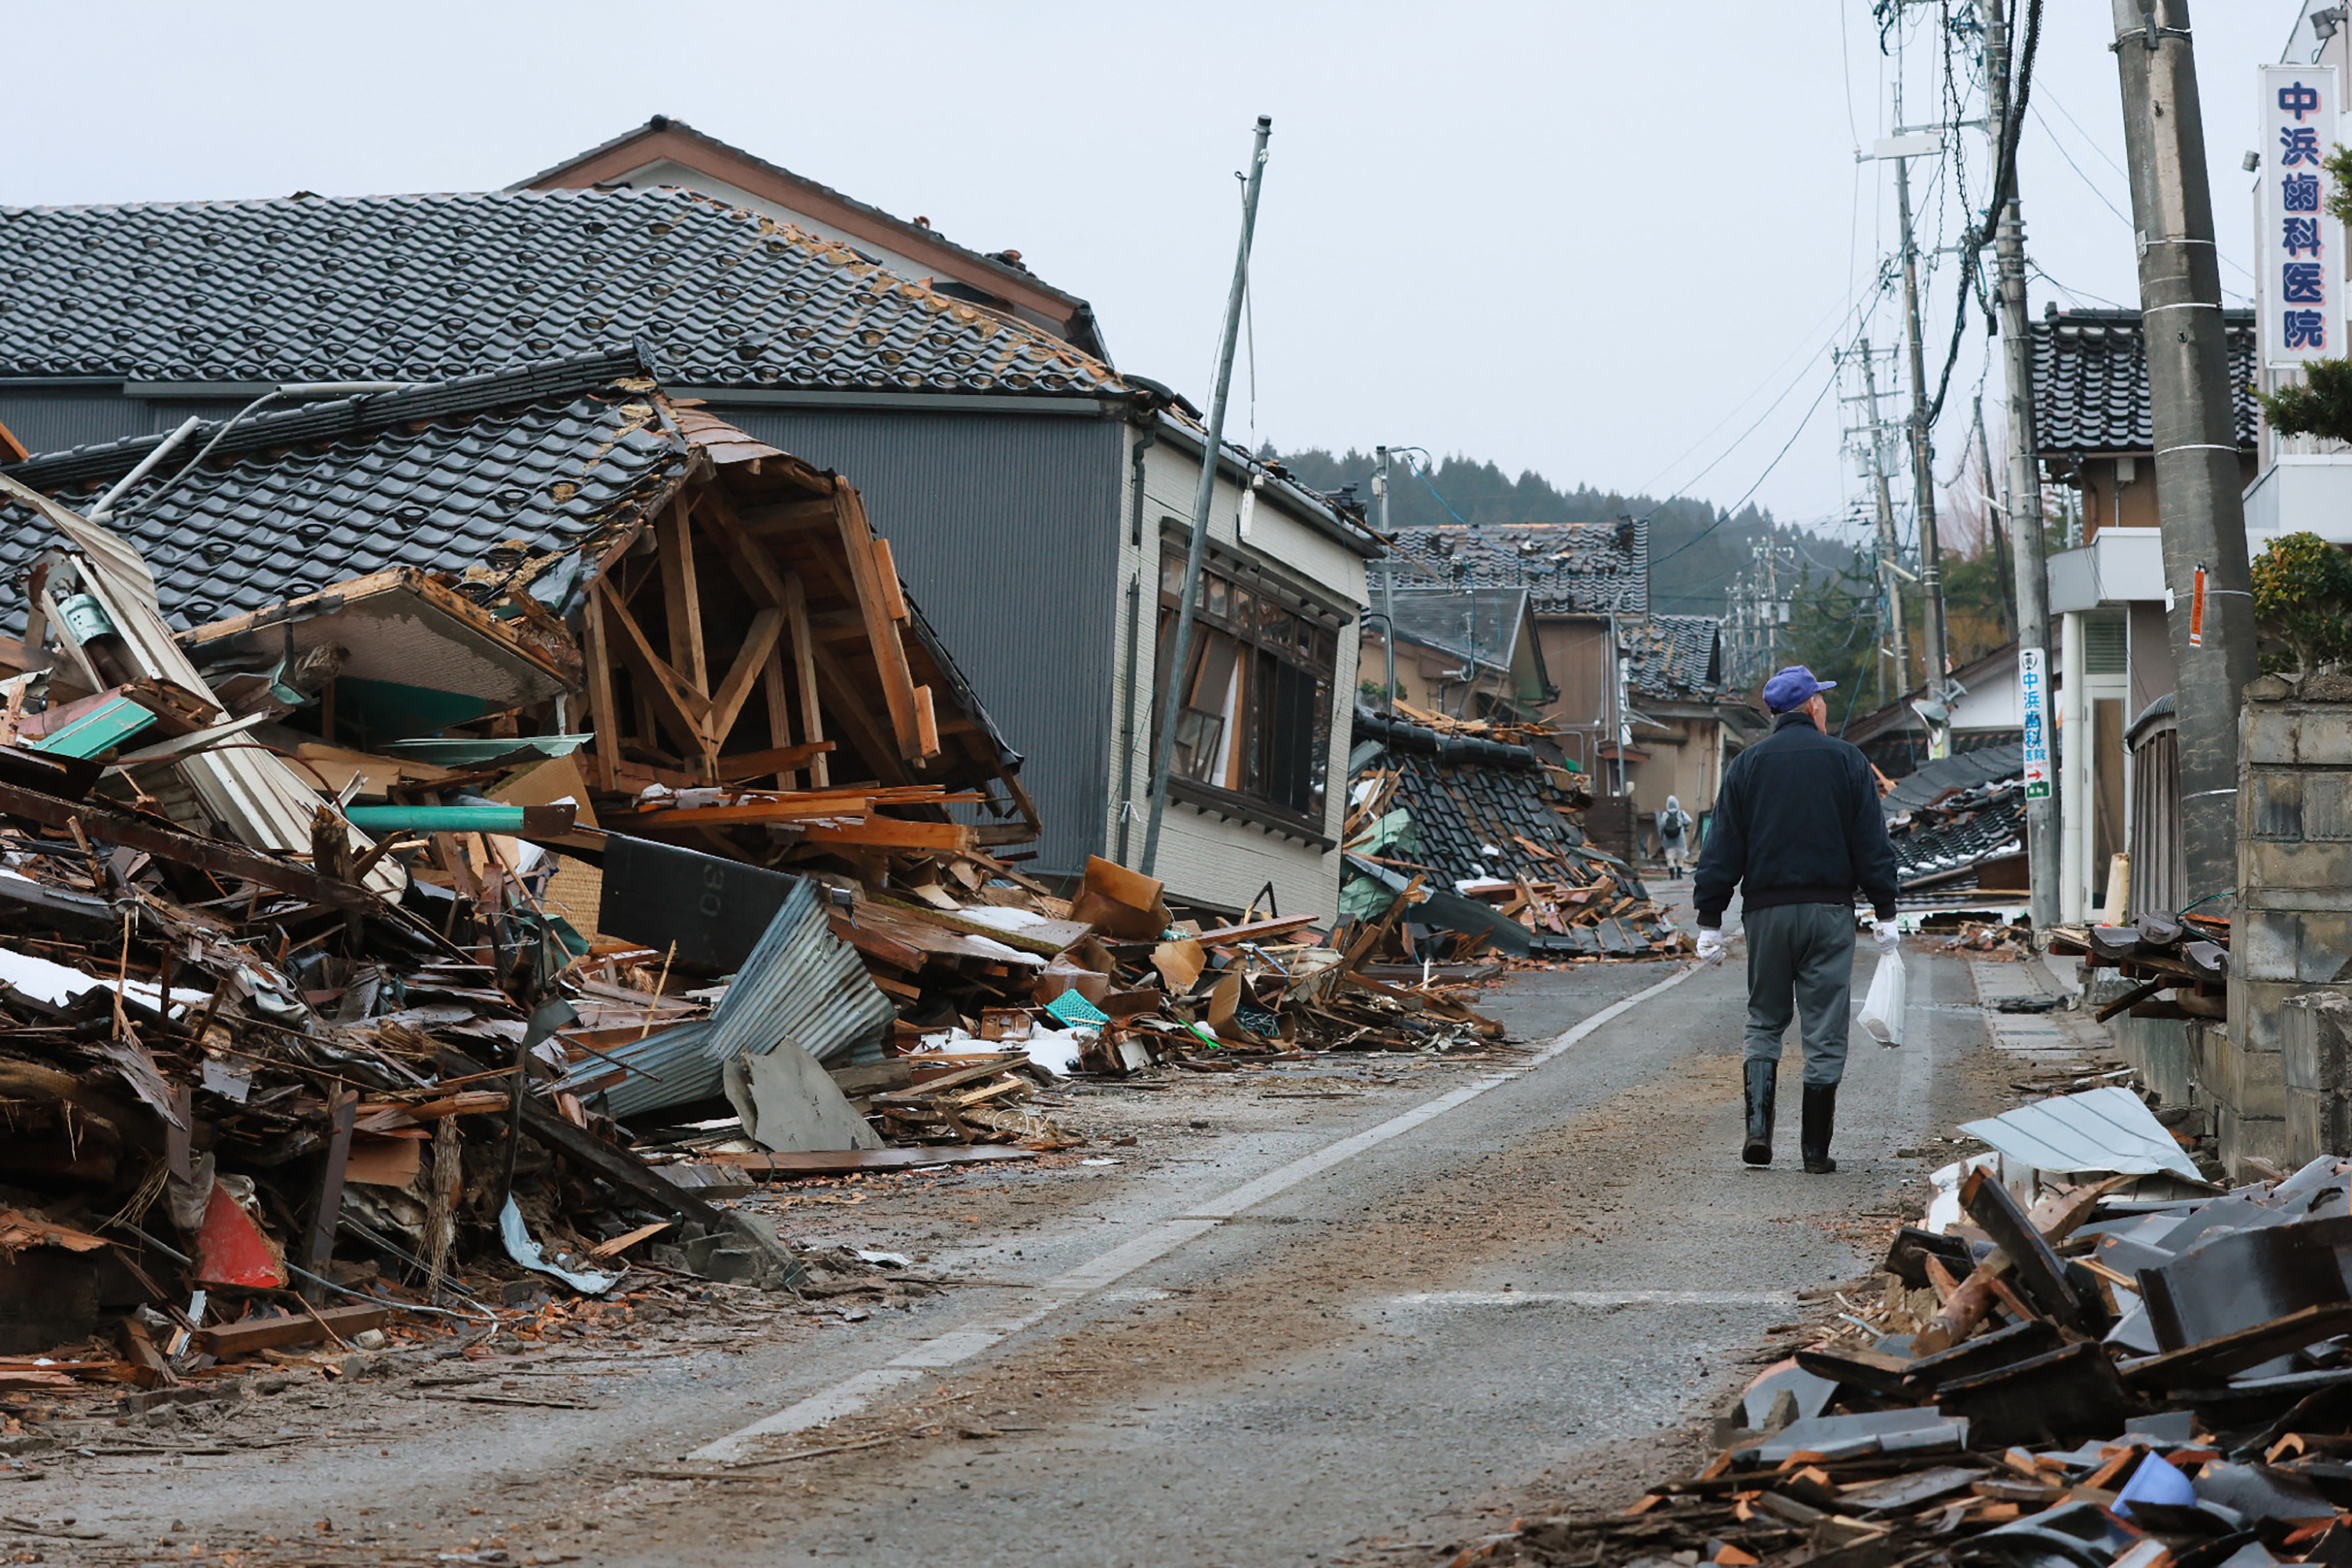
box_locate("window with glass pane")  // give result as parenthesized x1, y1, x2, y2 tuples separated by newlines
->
(1156, 550, 1338, 823)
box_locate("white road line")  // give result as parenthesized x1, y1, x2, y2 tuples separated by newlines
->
(1385, 1290, 1798, 1307)
(688, 963, 1703, 1462)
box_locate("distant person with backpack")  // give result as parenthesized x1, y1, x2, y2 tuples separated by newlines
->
(1655, 796, 1693, 880)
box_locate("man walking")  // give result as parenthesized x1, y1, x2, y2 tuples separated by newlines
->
(1691, 666, 1900, 1174)
(1656, 795, 1693, 880)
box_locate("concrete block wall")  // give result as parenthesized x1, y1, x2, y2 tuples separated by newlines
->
(2230, 689, 2352, 1175)
(2286, 991, 2352, 1164)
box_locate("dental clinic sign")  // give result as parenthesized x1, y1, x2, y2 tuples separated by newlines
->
(2262, 65, 2343, 368)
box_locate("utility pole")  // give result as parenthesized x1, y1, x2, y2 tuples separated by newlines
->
(1892, 146, 1953, 753)
(2110, 0, 2256, 902)
(1856, 342, 1911, 699)
(1986, 0, 2060, 933)
(1374, 445, 1396, 708)
(1141, 115, 1272, 877)
(1971, 397, 2016, 637)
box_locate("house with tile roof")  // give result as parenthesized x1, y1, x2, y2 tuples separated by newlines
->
(1358, 586, 1554, 722)
(1373, 521, 1742, 858)
(0, 186, 1379, 918)
(2033, 305, 2256, 925)
(510, 116, 1106, 361)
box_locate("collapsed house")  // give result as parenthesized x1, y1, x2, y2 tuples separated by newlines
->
(1882, 743, 2034, 898)
(0, 360, 1506, 1380)
(1342, 704, 1690, 961)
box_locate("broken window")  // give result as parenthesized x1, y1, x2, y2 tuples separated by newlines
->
(1156, 550, 1338, 825)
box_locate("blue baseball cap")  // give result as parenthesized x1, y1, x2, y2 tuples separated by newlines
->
(1762, 665, 1836, 713)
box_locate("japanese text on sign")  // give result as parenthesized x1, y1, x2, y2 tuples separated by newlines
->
(2263, 66, 2343, 368)
(2019, 648, 2051, 802)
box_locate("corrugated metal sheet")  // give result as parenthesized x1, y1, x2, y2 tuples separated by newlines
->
(710, 405, 1123, 880)
(570, 876, 896, 1120)
(1958, 1085, 2201, 1181)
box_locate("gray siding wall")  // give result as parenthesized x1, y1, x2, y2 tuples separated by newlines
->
(0, 390, 247, 457)
(709, 405, 1126, 882)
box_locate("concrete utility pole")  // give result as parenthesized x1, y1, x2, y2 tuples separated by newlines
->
(1374, 445, 1397, 709)
(1141, 114, 1272, 878)
(2109, 0, 2257, 902)
(1986, 0, 2060, 933)
(1857, 342, 1911, 702)
(1892, 150, 1953, 751)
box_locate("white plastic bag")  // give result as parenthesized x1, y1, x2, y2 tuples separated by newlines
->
(1858, 953, 1906, 1047)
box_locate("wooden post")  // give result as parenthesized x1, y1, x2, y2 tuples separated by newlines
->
(299, 1089, 358, 1303)
(761, 641, 797, 790)
(785, 572, 828, 789)
(581, 583, 621, 793)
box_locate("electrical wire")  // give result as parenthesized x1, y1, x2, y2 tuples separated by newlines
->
(1652, 365, 1842, 568)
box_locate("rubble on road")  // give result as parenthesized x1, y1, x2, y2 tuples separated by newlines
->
(0, 364, 1526, 1436)
(1343, 706, 1690, 963)
(1459, 1069, 2352, 1568)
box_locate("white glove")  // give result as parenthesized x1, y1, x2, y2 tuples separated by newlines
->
(1874, 920, 1901, 956)
(1697, 928, 1726, 967)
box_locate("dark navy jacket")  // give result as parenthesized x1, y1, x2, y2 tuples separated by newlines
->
(1692, 712, 1900, 930)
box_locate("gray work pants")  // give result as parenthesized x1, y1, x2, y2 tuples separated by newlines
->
(1742, 902, 1856, 1087)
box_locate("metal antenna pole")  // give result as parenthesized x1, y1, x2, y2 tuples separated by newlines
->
(1140, 116, 1273, 877)
(2110, 0, 2256, 900)
(1893, 153, 1952, 753)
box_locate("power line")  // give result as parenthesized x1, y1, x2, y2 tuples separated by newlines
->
(1653, 365, 1842, 568)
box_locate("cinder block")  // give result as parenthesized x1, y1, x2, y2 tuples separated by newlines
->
(2220, 1107, 2292, 1178)
(2299, 710, 2352, 766)
(2245, 705, 2301, 767)
(2239, 910, 2306, 983)
(2286, 1085, 2352, 1164)
(2246, 840, 2352, 894)
(2284, 990, 2352, 1090)
(2234, 978, 2305, 1057)
(2249, 771, 2307, 841)
(2209, 1033, 2287, 1119)
(2186, 1021, 2228, 1108)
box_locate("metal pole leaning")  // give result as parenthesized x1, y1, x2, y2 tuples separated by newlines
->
(1140, 115, 1272, 878)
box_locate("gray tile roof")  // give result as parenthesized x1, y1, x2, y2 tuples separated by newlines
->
(1624, 613, 1722, 699)
(1377, 521, 1646, 615)
(0, 349, 677, 628)
(0, 187, 1124, 398)
(2030, 307, 2257, 456)
(510, 115, 1094, 319)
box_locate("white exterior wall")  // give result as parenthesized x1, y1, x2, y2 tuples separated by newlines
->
(1101, 426, 1368, 920)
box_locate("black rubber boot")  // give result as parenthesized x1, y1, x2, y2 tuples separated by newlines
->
(1802, 1083, 1838, 1174)
(1741, 1059, 1776, 1167)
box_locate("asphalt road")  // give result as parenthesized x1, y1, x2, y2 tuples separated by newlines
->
(53, 908, 2037, 1568)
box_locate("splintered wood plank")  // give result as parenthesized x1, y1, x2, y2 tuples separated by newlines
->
(831, 488, 924, 760)
(580, 584, 621, 792)
(785, 572, 829, 789)
(662, 496, 708, 694)
(913, 684, 938, 757)
(800, 817, 975, 852)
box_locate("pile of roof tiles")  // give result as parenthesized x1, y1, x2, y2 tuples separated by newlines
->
(1458, 1083, 2352, 1568)
(1884, 746, 2031, 895)
(2049, 914, 2231, 1028)
(1341, 705, 1691, 961)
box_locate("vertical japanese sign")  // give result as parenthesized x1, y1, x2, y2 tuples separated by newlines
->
(2019, 648, 2051, 800)
(2261, 65, 2343, 368)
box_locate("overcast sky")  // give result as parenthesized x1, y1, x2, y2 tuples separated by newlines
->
(6, 2, 2308, 548)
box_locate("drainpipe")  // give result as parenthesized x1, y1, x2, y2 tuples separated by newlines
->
(88, 416, 201, 521)
(1114, 425, 1158, 866)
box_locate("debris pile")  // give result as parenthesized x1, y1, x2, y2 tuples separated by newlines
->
(1475, 1081, 2352, 1568)
(2050, 914, 2231, 1025)
(1343, 706, 1689, 962)
(1882, 744, 2031, 896)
